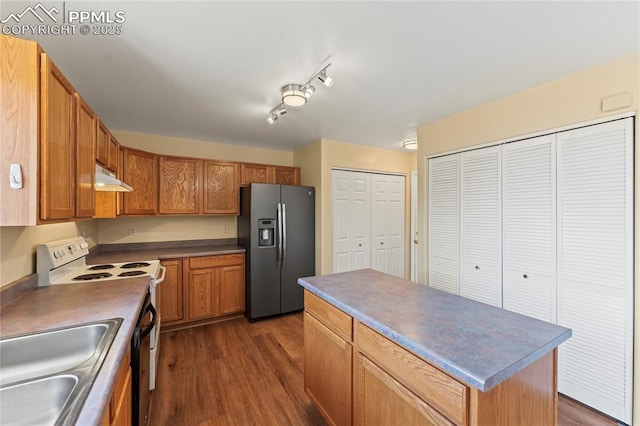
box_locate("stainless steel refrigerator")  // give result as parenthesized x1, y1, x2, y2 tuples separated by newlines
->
(238, 183, 315, 321)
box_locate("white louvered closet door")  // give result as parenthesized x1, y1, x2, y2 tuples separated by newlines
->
(428, 154, 460, 293)
(502, 136, 556, 322)
(460, 146, 502, 307)
(557, 118, 633, 424)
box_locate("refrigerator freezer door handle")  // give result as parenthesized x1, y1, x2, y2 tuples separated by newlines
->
(277, 202, 283, 268)
(282, 203, 287, 268)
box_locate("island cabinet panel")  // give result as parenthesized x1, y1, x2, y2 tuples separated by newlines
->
(469, 350, 556, 426)
(304, 312, 352, 426)
(158, 156, 202, 214)
(203, 160, 239, 214)
(356, 355, 453, 426)
(159, 260, 184, 325)
(75, 95, 96, 218)
(356, 323, 467, 425)
(305, 291, 352, 341)
(122, 148, 158, 215)
(40, 53, 76, 221)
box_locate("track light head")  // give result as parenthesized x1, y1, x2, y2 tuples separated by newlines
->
(303, 85, 315, 99)
(317, 69, 334, 87)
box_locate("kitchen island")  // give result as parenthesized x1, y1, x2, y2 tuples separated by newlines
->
(298, 269, 572, 426)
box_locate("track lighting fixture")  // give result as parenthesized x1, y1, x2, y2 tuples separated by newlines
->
(266, 63, 333, 124)
(267, 104, 287, 124)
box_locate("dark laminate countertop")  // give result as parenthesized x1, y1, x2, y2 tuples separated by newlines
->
(87, 244, 245, 264)
(0, 278, 150, 425)
(298, 269, 572, 392)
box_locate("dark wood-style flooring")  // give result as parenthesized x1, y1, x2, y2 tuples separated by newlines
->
(150, 313, 619, 426)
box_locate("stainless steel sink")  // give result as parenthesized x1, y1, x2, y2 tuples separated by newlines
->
(0, 374, 78, 426)
(0, 318, 123, 425)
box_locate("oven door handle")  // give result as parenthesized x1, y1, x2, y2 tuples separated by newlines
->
(153, 265, 166, 287)
(140, 303, 157, 339)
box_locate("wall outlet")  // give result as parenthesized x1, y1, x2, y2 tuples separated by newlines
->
(129, 226, 136, 236)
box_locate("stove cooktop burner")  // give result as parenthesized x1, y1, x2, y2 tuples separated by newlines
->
(121, 262, 151, 269)
(88, 264, 115, 270)
(118, 270, 146, 277)
(73, 272, 113, 281)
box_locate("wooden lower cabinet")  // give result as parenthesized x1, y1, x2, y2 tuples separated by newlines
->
(219, 265, 245, 315)
(102, 348, 132, 426)
(357, 355, 452, 426)
(161, 253, 245, 326)
(303, 290, 558, 426)
(158, 260, 183, 325)
(304, 312, 352, 426)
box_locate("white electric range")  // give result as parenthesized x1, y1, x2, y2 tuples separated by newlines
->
(36, 237, 166, 390)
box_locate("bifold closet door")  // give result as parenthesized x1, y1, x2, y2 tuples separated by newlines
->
(557, 118, 633, 424)
(502, 136, 556, 322)
(371, 174, 405, 278)
(333, 170, 371, 273)
(459, 146, 502, 307)
(428, 154, 460, 293)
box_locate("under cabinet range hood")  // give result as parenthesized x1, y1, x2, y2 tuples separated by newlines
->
(94, 164, 133, 192)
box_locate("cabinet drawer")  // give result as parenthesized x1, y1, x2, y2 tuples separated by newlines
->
(304, 290, 352, 342)
(356, 322, 467, 425)
(189, 254, 244, 269)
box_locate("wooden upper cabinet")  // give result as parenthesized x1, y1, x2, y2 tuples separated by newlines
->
(273, 166, 300, 186)
(108, 134, 120, 173)
(122, 148, 158, 215)
(40, 54, 76, 221)
(203, 160, 239, 214)
(158, 156, 201, 214)
(75, 95, 96, 218)
(96, 119, 109, 167)
(240, 163, 269, 185)
(240, 162, 301, 186)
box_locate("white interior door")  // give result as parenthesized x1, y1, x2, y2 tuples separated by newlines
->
(460, 146, 502, 307)
(332, 170, 371, 273)
(428, 155, 460, 293)
(411, 170, 418, 282)
(502, 135, 556, 322)
(556, 118, 634, 424)
(371, 174, 405, 278)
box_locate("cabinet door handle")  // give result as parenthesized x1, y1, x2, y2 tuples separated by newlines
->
(358, 243, 362, 247)
(381, 242, 384, 245)
(523, 274, 528, 279)
(475, 265, 480, 270)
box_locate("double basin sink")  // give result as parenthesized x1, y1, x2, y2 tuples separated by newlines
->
(0, 318, 122, 425)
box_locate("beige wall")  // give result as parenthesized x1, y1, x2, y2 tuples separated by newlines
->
(0, 221, 99, 287)
(112, 130, 293, 165)
(294, 139, 416, 276)
(417, 51, 639, 419)
(292, 141, 323, 273)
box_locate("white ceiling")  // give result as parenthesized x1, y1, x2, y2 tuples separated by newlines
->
(3, 1, 639, 152)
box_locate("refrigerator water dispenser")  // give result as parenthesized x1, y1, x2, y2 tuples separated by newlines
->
(258, 219, 275, 247)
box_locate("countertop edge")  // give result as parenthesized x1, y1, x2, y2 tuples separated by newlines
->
(299, 279, 571, 392)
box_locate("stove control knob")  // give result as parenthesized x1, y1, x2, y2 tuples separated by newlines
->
(52, 251, 59, 259)
(80, 242, 89, 249)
